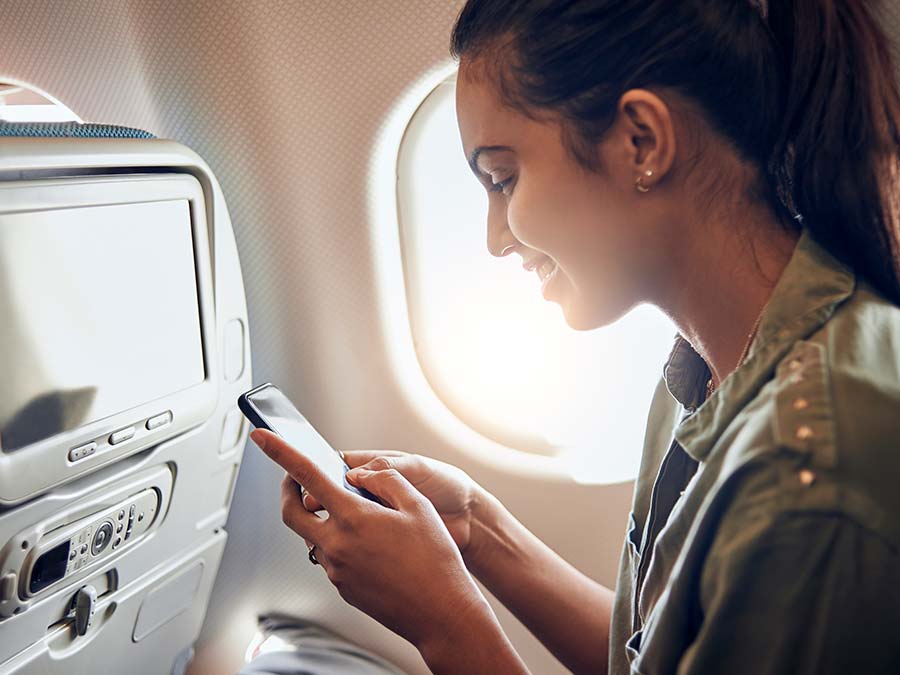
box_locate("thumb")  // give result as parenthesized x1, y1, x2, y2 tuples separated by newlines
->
(347, 454, 429, 487)
(348, 468, 423, 512)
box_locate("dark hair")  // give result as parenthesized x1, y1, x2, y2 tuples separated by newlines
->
(451, 0, 900, 304)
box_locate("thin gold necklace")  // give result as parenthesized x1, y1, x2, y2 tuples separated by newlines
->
(705, 311, 765, 400)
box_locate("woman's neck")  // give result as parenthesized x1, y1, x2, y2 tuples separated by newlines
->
(662, 207, 800, 390)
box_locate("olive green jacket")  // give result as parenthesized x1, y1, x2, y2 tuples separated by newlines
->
(609, 230, 900, 674)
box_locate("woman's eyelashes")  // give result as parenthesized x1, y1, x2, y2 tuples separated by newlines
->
(489, 175, 515, 195)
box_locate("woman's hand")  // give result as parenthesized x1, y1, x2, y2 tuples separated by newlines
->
(302, 450, 486, 559)
(250, 429, 498, 653)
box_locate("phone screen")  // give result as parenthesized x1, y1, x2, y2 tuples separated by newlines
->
(244, 385, 347, 489)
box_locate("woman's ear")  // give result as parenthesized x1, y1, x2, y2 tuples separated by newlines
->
(615, 89, 677, 190)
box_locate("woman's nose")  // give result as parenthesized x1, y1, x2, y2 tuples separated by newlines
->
(486, 201, 517, 257)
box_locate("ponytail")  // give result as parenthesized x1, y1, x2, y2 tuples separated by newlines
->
(766, 0, 900, 304)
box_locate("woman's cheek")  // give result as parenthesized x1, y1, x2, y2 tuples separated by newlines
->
(506, 184, 558, 252)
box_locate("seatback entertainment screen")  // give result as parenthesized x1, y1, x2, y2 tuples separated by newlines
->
(0, 199, 205, 451)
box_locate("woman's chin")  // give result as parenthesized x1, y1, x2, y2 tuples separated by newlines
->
(558, 292, 632, 331)
(560, 306, 600, 331)
(545, 272, 633, 330)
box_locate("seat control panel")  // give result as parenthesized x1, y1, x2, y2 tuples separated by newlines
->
(25, 489, 160, 597)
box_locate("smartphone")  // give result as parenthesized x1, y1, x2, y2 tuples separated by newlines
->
(238, 382, 378, 504)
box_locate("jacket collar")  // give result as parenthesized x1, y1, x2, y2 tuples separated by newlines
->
(663, 230, 855, 462)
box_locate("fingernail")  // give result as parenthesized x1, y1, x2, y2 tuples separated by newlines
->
(302, 493, 311, 508)
(250, 429, 266, 448)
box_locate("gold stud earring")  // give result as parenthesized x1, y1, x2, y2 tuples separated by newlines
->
(635, 169, 653, 193)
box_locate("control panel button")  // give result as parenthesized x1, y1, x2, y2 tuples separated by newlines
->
(109, 427, 135, 445)
(145, 411, 172, 431)
(68, 442, 97, 462)
(0, 573, 16, 603)
(91, 522, 114, 556)
(125, 504, 136, 540)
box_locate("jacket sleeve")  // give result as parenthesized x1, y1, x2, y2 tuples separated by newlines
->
(676, 510, 900, 675)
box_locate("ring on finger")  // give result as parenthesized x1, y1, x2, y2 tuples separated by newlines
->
(308, 544, 320, 566)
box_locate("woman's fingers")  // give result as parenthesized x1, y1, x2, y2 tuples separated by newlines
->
(253, 429, 350, 516)
(341, 449, 407, 468)
(347, 468, 425, 512)
(280, 474, 328, 541)
(347, 454, 428, 486)
(302, 491, 323, 512)
(302, 451, 413, 512)
(302, 451, 405, 511)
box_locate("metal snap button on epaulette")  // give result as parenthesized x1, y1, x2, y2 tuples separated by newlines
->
(792, 397, 809, 410)
(798, 469, 816, 486)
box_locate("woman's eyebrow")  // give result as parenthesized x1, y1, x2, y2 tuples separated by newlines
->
(467, 145, 513, 178)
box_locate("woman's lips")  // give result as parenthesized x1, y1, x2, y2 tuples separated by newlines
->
(521, 257, 542, 272)
(536, 258, 558, 283)
(521, 255, 560, 296)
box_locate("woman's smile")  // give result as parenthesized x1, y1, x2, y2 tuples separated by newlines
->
(519, 253, 561, 296)
(537, 259, 560, 296)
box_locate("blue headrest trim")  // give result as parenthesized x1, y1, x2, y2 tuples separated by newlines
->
(0, 122, 155, 139)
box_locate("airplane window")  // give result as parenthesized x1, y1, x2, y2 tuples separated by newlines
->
(396, 77, 677, 483)
(0, 81, 81, 123)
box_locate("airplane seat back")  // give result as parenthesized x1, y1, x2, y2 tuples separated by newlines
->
(0, 122, 253, 675)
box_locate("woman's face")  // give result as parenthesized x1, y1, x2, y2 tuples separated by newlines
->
(455, 64, 669, 330)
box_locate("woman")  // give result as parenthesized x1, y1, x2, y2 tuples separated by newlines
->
(251, 0, 900, 672)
